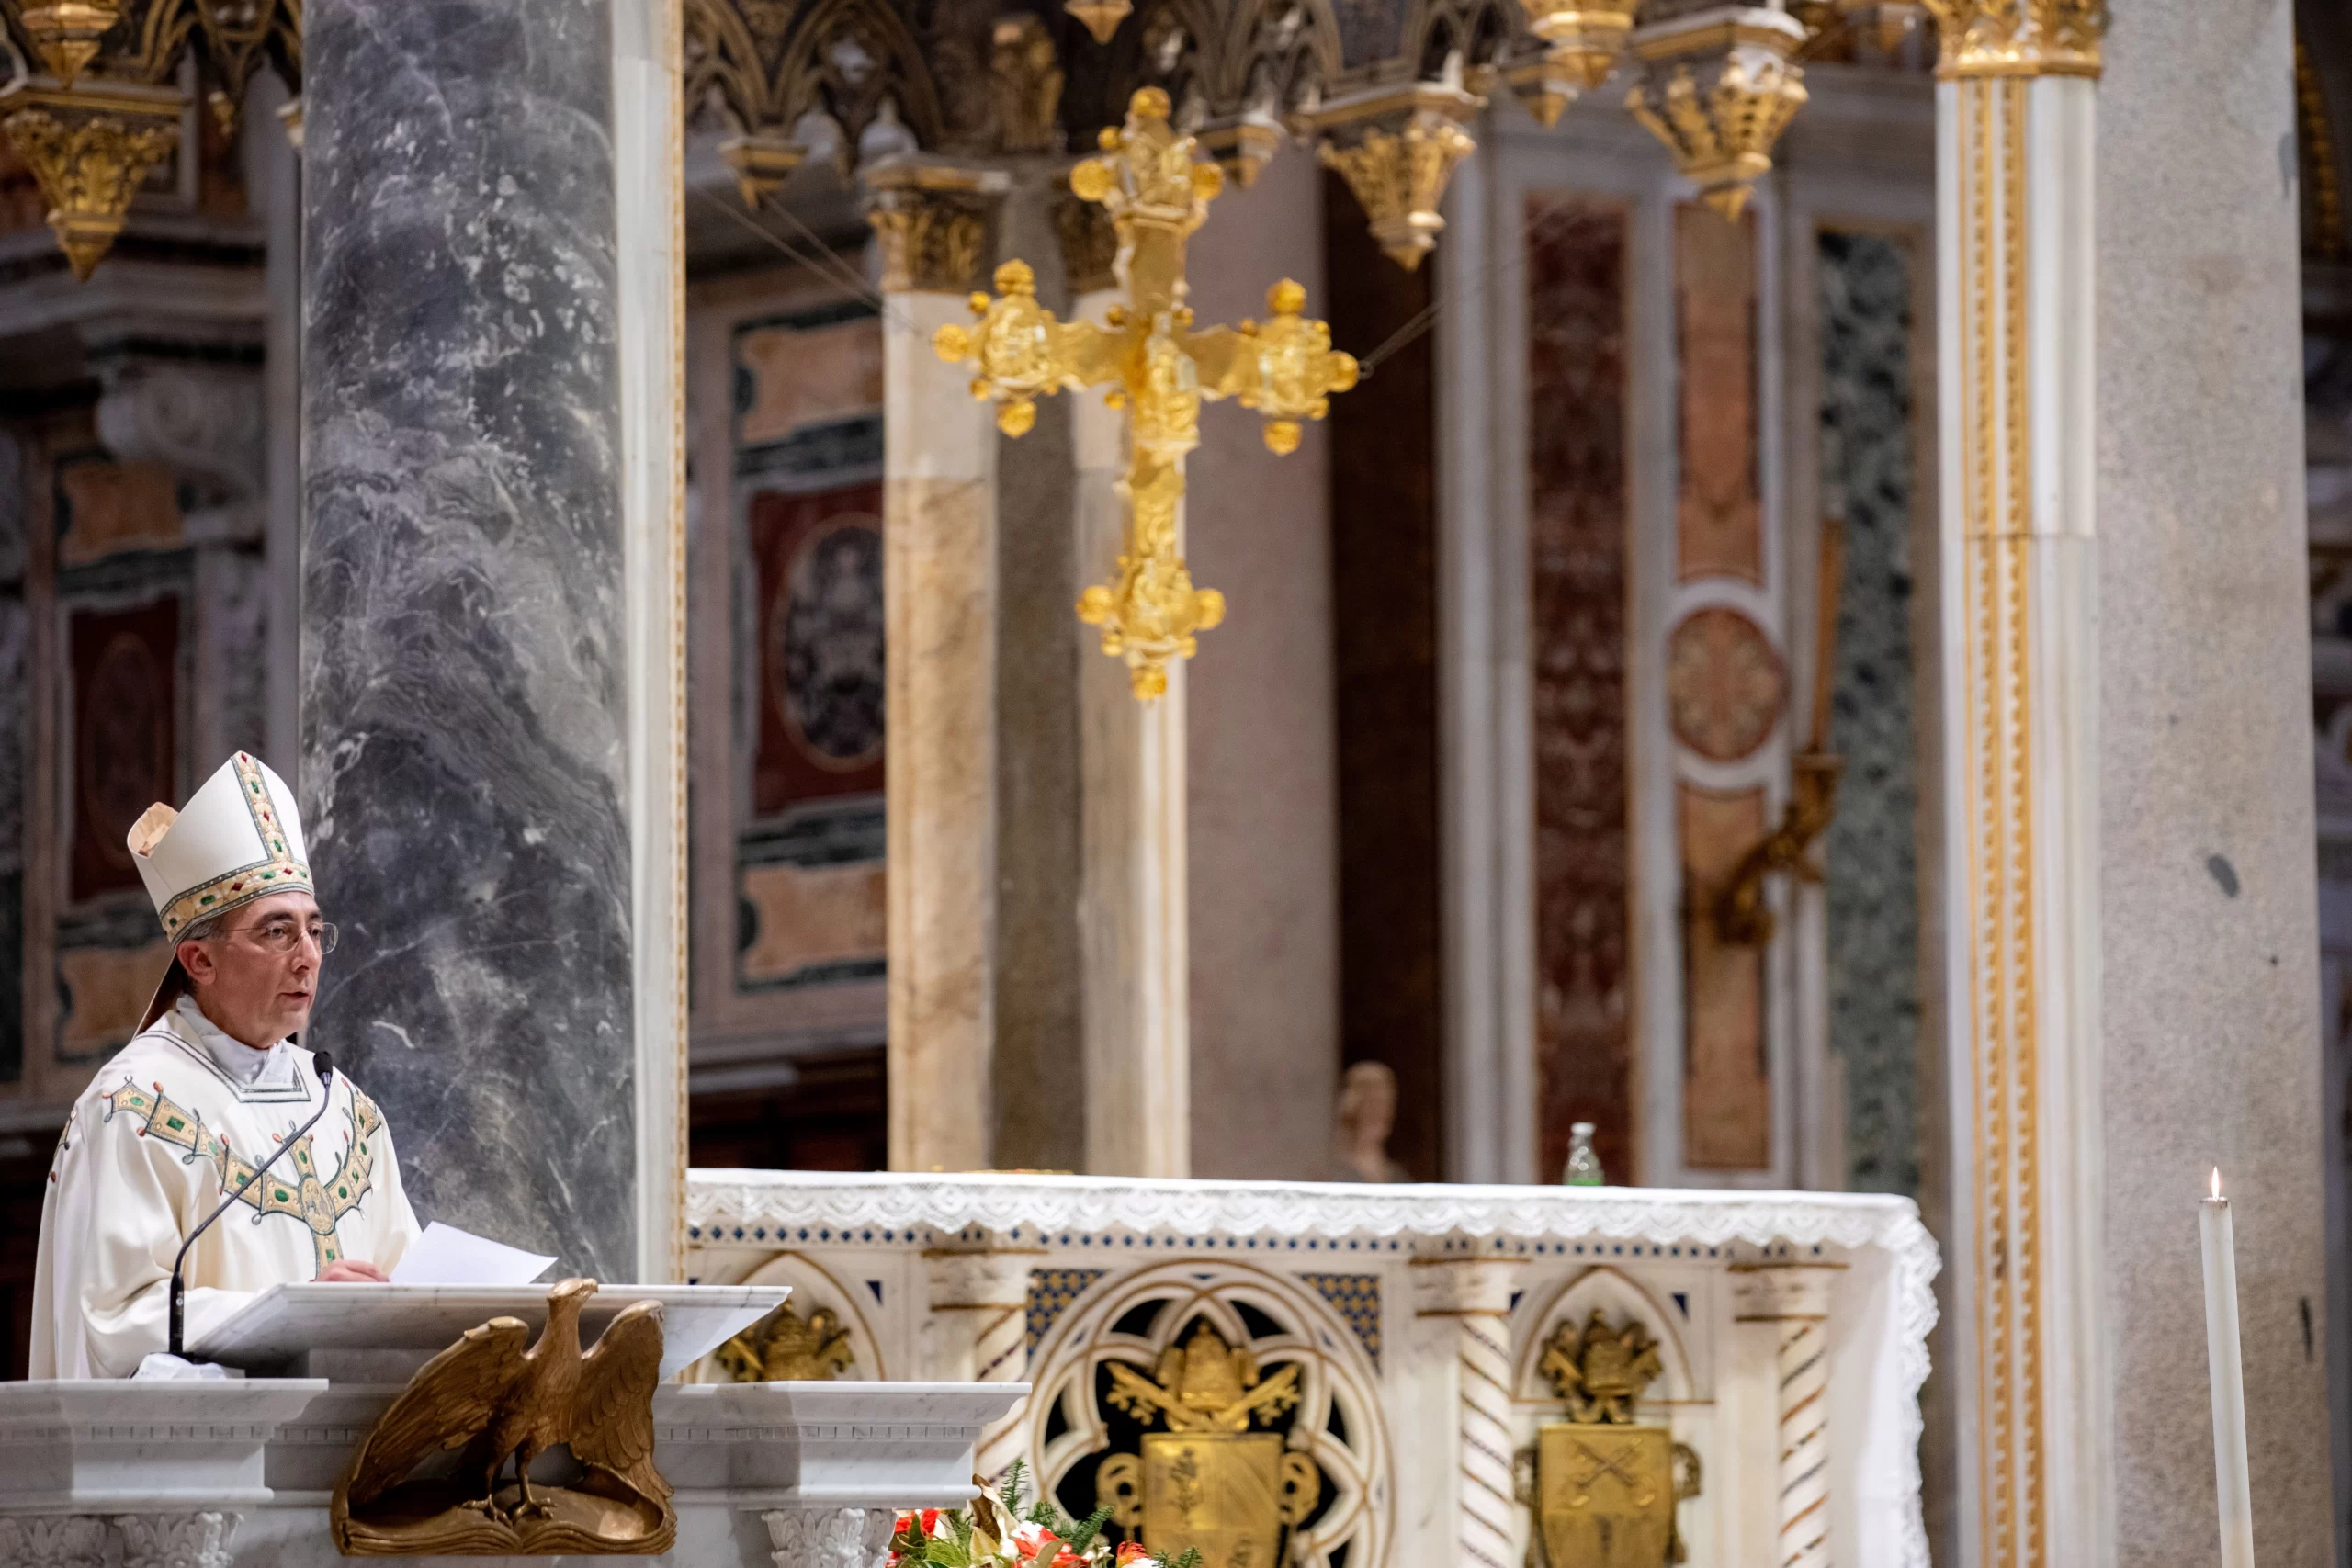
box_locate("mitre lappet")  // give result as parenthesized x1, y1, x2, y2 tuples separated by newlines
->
(127, 750, 317, 1030)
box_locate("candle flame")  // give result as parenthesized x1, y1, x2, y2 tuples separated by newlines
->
(2211, 1167, 2222, 1200)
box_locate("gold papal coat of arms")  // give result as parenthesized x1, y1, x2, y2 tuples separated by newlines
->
(1525, 1310, 1702, 1568)
(1093, 1322, 1318, 1568)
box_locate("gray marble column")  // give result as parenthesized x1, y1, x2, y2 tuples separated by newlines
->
(2098, 0, 2332, 1556)
(300, 0, 634, 1275)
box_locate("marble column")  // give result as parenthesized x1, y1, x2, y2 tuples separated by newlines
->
(613, 0, 689, 1284)
(301, 0, 636, 1275)
(867, 164, 1004, 1173)
(1180, 145, 1342, 1181)
(923, 1241, 1035, 1484)
(1071, 316, 1191, 1180)
(1408, 1256, 1522, 1568)
(2094, 0, 2332, 1561)
(1930, 0, 2333, 1561)
(990, 167, 1088, 1175)
(1729, 1263, 1838, 1568)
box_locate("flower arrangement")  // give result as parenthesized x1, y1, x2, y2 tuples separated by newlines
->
(888, 1461, 1202, 1568)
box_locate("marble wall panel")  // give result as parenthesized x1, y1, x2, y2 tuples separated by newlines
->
(1525, 194, 1634, 1186)
(1675, 205, 1762, 584)
(729, 307, 888, 1010)
(1816, 227, 1923, 1195)
(65, 595, 177, 904)
(1679, 783, 1770, 1168)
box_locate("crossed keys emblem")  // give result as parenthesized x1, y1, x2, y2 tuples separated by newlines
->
(1561, 1435, 1661, 1509)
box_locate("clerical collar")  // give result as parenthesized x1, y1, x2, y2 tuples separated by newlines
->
(172, 995, 300, 1091)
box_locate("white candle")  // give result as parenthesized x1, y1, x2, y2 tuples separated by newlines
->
(2200, 1167, 2256, 1568)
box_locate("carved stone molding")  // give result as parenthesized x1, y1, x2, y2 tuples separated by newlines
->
(863, 163, 1005, 294)
(110, 1511, 239, 1568)
(95, 361, 266, 518)
(0, 1515, 107, 1568)
(760, 1506, 894, 1568)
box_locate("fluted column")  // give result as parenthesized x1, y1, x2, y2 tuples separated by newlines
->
(1731, 1263, 1838, 1568)
(868, 164, 1005, 1174)
(1922, 4, 2102, 1562)
(1411, 1256, 1522, 1568)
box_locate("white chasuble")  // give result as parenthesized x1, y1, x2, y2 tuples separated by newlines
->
(30, 999, 420, 1377)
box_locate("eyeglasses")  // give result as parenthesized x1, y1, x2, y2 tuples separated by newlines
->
(212, 917, 338, 956)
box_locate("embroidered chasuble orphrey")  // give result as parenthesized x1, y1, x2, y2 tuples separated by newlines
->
(30, 999, 421, 1377)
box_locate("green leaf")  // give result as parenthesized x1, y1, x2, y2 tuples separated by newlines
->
(1170, 1550, 1205, 1568)
(1064, 1505, 1114, 1554)
(998, 1458, 1031, 1517)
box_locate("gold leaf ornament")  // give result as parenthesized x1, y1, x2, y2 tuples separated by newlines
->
(3, 105, 180, 280)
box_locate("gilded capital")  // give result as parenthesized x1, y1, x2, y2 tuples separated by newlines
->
(1624, 8, 1809, 221)
(862, 164, 1006, 295)
(0, 81, 184, 280)
(1313, 79, 1483, 271)
(1919, 0, 2104, 78)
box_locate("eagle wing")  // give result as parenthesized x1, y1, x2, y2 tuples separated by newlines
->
(345, 1316, 532, 1506)
(569, 1301, 666, 1491)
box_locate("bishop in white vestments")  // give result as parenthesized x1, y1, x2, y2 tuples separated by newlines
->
(30, 752, 421, 1377)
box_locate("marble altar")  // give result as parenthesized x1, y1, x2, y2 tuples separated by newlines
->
(0, 1377, 1021, 1567)
(0, 1282, 1023, 1566)
(685, 1171, 1940, 1568)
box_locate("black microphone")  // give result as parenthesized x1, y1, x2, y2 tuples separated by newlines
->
(167, 1051, 337, 1359)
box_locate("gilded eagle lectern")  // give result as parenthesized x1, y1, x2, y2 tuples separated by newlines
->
(330, 1278, 676, 1556)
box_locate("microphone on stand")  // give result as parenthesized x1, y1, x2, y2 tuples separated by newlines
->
(168, 1051, 337, 1359)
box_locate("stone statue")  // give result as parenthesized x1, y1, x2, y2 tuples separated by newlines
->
(1329, 1061, 1411, 1184)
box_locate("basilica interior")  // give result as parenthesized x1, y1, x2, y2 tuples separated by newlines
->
(0, 0, 2340, 1563)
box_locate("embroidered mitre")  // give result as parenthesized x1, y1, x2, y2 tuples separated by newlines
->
(127, 751, 312, 938)
(125, 752, 313, 1029)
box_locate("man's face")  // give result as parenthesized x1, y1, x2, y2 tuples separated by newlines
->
(177, 890, 325, 1049)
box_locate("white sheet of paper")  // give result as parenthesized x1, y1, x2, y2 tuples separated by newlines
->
(389, 1221, 558, 1288)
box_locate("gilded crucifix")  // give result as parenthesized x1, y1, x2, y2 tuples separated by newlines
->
(933, 87, 1359, 699)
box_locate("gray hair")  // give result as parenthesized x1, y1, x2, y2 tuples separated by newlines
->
(176, 909, 229, 946)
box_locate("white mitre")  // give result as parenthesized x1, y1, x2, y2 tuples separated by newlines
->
(125, 751, 313, 1029)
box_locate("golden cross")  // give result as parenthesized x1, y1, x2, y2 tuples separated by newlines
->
(933, 87, 1359, 700)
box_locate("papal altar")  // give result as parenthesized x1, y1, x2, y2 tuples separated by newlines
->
(0, 1280, 1023, 1568)
(685, 1174, 1939, 1568)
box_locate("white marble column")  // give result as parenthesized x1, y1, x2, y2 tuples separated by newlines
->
(868, 166, 1005, 1174)
(1072, 360, 1192, 1179)
(1931, 0, 2333, 1561)
(613, 0, 688, 1283)
(1410, 1256, 1522, 1568)
(1731, 1263, 1838, 1568)
(1928, 12, 2103, 1563)
(922, 1241, 1035, 1483)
